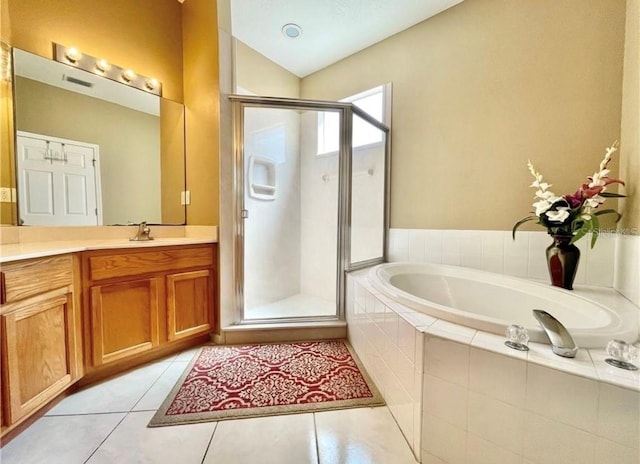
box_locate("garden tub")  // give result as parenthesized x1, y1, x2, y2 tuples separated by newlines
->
(368, 262, 638, 348)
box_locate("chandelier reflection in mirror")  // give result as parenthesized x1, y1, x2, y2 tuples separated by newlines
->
(53, 43, 162, 96)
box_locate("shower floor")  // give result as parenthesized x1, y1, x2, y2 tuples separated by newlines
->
(244, 293, 336, 320)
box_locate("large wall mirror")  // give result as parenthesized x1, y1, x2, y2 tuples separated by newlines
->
(10, 48, 186, 226)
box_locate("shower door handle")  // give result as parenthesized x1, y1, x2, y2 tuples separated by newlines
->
(241, 209, 249, 219)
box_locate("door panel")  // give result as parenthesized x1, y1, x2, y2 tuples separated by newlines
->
(2, 294, 76, 423)
(90, 278, 160, 366)
(166, 270, 213, 341)
(64, 173, 89, 216)
(24, 169, 54, 215)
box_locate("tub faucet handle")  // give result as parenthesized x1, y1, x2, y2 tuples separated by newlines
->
(532, 309, 578, 358)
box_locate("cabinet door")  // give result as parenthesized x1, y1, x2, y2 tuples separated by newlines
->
(1, 293, 77, 423)
(166, 270, 213, 341)
(90, 278, 160, 366)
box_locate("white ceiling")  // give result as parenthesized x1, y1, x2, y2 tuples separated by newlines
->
(231, 0, 463, 78)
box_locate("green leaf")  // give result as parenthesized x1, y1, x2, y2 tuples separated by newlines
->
(571, 219, 592, 245)
(600, 192, 626, 198)
(590, 214, 601, 248)
(512, 216, 539, 240)
(571, 214, 602, 248)
(594, 209, 622, 223)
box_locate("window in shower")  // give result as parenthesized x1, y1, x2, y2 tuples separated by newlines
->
(317, 85, 387, 155)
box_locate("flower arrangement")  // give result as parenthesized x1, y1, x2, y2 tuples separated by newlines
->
(512, 142, 625, 248)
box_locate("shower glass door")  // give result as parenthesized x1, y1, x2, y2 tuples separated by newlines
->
(349, 111, 388, 266)
(239, 103, 343, 321)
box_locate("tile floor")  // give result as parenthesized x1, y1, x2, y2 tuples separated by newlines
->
(1, 345, 418, 464)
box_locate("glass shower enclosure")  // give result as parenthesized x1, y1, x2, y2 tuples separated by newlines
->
(231, 96, 389, 323)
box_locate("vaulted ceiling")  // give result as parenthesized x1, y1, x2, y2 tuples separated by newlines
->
(230, 0, 463, 77)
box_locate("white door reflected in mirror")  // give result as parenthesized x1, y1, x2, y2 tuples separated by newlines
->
(17, 131, 102, 226)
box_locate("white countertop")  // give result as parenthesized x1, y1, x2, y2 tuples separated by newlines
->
(0, 237, 217, 263)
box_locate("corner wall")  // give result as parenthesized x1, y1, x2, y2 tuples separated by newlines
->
(235, 40, 300, 98)
(301, 0, 626, 231)
(182, 0, 220, 225)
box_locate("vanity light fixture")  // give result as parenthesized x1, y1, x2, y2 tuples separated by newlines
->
(53, 43, 162, 96)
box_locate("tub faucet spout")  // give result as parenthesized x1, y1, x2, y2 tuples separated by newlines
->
(532, 309, 578, 358)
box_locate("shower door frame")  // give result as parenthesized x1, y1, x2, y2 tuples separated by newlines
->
(230, 95, 390, 324)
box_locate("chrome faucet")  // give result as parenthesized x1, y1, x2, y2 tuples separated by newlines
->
(532, 309, 578, 358)
(129, 221, 153, 241)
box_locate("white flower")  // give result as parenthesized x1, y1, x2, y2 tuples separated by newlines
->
(535, 190, 555, 200)
(585, 195, 605, 208)
(533, 199, 552, 215)
(530, 180, 551, 190)
(545, 207, 571, 223)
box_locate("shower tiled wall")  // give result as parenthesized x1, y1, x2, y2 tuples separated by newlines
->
(387, 229, 640, 304)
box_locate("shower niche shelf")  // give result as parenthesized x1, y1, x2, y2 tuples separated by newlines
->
(248, 156, 277, 201)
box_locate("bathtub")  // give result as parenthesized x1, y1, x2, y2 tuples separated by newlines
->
(368, 262, 638, 348)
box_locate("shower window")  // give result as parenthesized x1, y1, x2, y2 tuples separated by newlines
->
(317, 85, 387, 156)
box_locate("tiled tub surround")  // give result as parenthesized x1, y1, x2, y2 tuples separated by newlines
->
(346, 272, 640, 464)
(387, 229, 640, 306)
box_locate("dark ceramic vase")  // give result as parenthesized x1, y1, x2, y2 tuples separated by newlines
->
(546, 235, 580, 290)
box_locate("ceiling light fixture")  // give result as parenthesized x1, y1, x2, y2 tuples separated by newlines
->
(282, 23, 302, 39)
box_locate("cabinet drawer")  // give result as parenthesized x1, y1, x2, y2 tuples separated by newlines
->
(87, 246, 214, 282)
(1, 255, 73, 304)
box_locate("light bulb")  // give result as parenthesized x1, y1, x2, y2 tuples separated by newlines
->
(122, 69, 136, 82)
(95, 59, 110, 73)
(65, 47, 82, 63)
(145, 78, 159, 91)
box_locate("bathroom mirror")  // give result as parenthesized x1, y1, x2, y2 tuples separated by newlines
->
(11, 48, 186, 226)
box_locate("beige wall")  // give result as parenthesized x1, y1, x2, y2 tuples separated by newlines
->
(183, 0, 220, 225)
(301, 0, 627, 231)
(235, 40, 300, 98)
(620, 0, 639, 233)
(15, 77, 162, 224)
(7, 0, 183, 102)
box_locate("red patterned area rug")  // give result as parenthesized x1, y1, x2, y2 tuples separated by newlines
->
(148, 340, 384, 427)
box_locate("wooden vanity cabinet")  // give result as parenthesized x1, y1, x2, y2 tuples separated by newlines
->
(82, 244, 216, 371)
(0, 255, 82, 430)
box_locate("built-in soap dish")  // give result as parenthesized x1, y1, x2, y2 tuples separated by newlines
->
(248, 155, 277, 201)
